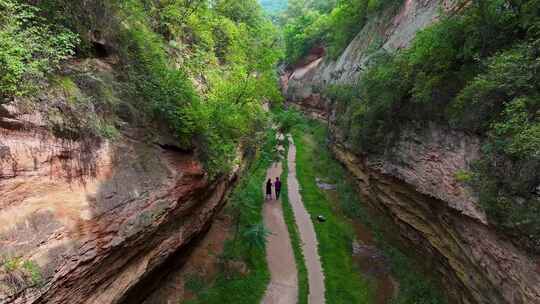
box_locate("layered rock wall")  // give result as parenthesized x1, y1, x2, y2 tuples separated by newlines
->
(332, 136, 540, 304)
(0, 101, 242, 304)
(282, 0, 540, 303)
(284, 0, 454, 117)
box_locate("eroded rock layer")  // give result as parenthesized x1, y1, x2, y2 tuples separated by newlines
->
(0, 103, 241, 304)
(282, 0, 540, 303)
(332, 142, 540, 304)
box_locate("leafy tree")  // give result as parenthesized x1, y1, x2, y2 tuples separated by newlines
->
(2, 0, 282, 178)
(452, 43, 540, 133)
(215, 0, 264, 27)
(325, 0, 368, 58)
(0, 0, 78, 102)
(282, 0, 402, 63)
(491, 98, 540, 159)
(283, 9, 327, 62)
(111, 0, 282, 177)
(308, 0, 540, 252)
(154, 0, 207, 38)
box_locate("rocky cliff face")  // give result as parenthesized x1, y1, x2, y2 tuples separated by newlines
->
(284, 0, 454, 117)
(0, 62, 242, 304)
(282, 0, 540, 303)
(332, 132, 540, 304)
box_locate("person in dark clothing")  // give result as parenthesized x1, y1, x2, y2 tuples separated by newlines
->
(274, 177, 282, 200)
(266, 178, 272, 200)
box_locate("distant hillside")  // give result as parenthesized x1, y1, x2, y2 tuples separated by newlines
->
(260, 0, 287, 13)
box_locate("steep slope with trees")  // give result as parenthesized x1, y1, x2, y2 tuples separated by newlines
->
(0, 0, 282, 303)
(282, 0, 540, 303)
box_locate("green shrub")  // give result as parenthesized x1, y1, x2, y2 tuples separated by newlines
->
(282, 0, 403, 63)
(454, 170, 473, 183)
(451, 43, 540, 133)
(2, 257, 43, 287)
(273, 108, 304, 133)
(471, 159, 540, 251)
(185, 274, 207, 294)
(490, 97, 540, 160)
(22, 260, 43, 286)
(114, 0, 281, 177)
(283, 9, 328, 63)
(118, 13, 199, 144)
(318, 0, 540, 252)
(0, 0, 78, 101)
(215, 0, 264, 27)
(3, 257, 22, 272)
(43, 75, 119, 143)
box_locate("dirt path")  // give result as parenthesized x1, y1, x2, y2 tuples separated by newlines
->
(262, 162, 299, 304)
(287, 136, 326, 304)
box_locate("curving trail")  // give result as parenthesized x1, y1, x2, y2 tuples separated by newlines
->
(262, 135, 326, 304)
(262, 161, 299, 304)
(286, 135, 325, 304)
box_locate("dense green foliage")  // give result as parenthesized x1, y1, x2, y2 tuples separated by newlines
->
(115, 0, 283, 176)
(4, 0, 283, 177)
(289, 114, 446, 304)
(324, 0, 540, 251)
(185, 128, 277, 304)
(274, 108, 304, 133)
(281, 0, 400, 62)
(291, 118, 374, 303)
(1, 256, 43, 288)
(0, 0, 78, 101)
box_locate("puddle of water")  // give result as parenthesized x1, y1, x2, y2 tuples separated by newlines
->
(324, 190, 396, 304)
(352, 221, 396, 304)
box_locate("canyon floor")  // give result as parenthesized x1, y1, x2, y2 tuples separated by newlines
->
(261, 134, 396, 304)
(261, 161, 298, 304)
(137, 128, 428, 304)
(262, 135, 326, 304)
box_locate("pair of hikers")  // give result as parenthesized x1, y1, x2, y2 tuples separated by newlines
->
(265, 177, 282, 200)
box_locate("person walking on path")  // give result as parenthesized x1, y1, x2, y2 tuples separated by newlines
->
(274, 177, 282, 200)
(266, 178, 273, 200)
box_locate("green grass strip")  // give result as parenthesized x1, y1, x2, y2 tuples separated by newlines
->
(279, 138, 309, 304)
(292, 117, 446, 304)
(291, 126, 374, 303)
(185, 129, 278, 304)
